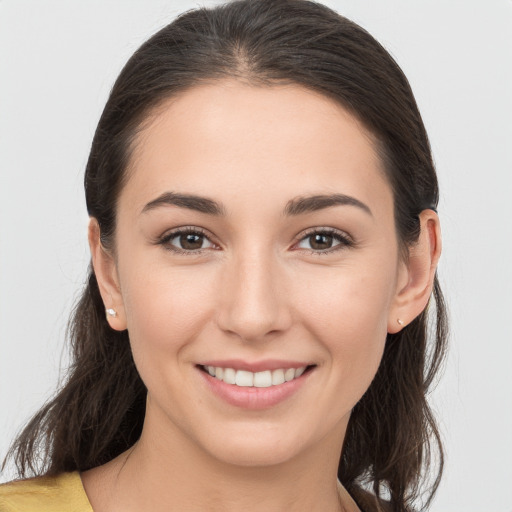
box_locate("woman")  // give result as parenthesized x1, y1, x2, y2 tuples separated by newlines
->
(0, 0, 447, 511)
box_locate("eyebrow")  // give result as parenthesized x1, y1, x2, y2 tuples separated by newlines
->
(142, 192, 226, 216)
(142, 191, 372, 217)
(284, 193, 372, 217)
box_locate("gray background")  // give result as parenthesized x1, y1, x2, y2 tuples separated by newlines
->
(1, 1, 511, 510)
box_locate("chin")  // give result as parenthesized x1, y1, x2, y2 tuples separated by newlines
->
(209, 441, 300, 468)
(196, 421, 330, 469)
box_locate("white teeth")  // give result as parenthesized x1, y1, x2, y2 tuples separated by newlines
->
(253, 370, 272, 388)
(223, 367, 236, 385)
(235, 370, 253, 387)
(271, 369, 285, 385)
(284, 368, 295, 382)
(204, 365, 308, 387)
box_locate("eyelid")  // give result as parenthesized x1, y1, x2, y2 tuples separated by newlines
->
(293, 227, 355, 255)
(157, 226, 219, 255)
(296, 226, 354, 243)
(156, 225, 355, 256)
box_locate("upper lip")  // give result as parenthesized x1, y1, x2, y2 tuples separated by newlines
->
(197, 359, 314, 373)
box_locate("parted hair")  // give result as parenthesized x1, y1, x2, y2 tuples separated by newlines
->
(3, 1, 448, 511)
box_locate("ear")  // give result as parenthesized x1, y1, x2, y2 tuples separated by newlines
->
(88, 218, 127, 331)
(388, 209, 442, 333)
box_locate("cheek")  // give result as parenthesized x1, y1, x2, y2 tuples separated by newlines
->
(298, 263, 394, 400)
(302, 261, 394, 338)
(118, 260, 221, 409)
(121, 262, 217, 352)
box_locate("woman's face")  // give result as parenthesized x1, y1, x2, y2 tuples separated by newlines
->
(108, 80, 407, 467)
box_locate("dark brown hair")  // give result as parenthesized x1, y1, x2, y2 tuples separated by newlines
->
(3, 1, 448, 511)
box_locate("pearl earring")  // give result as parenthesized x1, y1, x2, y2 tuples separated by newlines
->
(106, 308, 117, 318)
(397, 318, 404, 326)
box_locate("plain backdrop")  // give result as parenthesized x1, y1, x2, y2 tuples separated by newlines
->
(1, 1, 511, 511)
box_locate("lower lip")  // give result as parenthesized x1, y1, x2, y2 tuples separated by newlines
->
(198, 367, 312, 410)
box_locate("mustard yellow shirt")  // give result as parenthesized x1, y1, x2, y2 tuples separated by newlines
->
(0, 471, 93, 512)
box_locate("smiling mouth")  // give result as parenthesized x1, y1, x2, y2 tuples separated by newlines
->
(199, 365, 315, 387)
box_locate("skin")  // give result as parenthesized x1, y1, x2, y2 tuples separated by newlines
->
(83, 80, 441, 512)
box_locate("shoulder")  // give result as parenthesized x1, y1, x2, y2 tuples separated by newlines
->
(0, 471, 93, 512)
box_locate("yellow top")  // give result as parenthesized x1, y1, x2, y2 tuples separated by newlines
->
(0, 471, 93, 512)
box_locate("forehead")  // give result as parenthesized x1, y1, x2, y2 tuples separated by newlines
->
(123, 80, 392, 218)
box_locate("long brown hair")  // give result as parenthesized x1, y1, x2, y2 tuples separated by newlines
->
(3, 1, 448, 510)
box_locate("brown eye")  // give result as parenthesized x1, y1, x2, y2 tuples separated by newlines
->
(309, 233, 334, 250)
(160, 228, 216, 254)
(179, 233, 204, 250)
(296, 229, 353, 254)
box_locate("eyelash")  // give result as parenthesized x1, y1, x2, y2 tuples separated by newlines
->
(296, 227, 354, 255)
(157, 226, 354, 256)
(157, 227, 216, 256)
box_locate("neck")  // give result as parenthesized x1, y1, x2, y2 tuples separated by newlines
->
(83, 402, 358, 512)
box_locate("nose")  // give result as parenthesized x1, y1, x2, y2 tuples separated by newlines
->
(216, 248, 292, 342)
